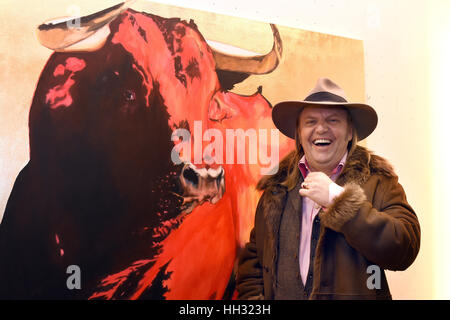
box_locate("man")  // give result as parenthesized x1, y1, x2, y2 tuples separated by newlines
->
(236, 78, 420, 300)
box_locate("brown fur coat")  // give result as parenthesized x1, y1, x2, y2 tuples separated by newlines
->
(236, 145, 420, 300)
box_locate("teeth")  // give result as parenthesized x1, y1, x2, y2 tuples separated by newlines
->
(313, 139, 331, 145)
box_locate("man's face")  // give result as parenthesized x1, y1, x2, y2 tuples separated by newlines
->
(298, 106, 353, 174)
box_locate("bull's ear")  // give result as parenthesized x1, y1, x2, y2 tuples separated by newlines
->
(36, 1, 134, 52)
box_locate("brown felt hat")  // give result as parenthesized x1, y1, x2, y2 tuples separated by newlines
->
(272, 78, 378, 141)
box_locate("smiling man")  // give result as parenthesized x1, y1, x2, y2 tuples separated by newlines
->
(236, 78, 421, 300)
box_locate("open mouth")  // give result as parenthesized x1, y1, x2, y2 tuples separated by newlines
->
(312, 138, 332, 147)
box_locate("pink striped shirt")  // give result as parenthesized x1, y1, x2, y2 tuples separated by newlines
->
(298, 152, 347, 285)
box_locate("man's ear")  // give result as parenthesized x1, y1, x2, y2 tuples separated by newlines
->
(346, 125, 352, 142)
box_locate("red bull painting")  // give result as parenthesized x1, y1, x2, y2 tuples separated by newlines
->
(0, 0, 365, 299)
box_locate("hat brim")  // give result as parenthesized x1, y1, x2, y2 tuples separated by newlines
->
(272, 100, 378, 141)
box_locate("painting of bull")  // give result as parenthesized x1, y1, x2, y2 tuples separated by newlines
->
(0, 1, 290, 299)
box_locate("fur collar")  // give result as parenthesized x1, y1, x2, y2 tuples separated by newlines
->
(257, 145, 396, 191)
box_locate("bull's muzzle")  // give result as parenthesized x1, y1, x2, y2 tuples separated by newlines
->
(179, 163, 225, 213)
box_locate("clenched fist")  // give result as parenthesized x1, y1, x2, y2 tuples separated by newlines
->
(299, 172, 334, 208)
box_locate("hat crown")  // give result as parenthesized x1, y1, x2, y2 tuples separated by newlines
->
(305, 78, 347, 102)
(271, 77, 378, 142)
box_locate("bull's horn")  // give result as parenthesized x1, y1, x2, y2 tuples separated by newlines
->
(37, 1, 134, 51)
(211, 24, 283, 74)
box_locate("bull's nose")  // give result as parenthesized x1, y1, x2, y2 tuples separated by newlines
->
(179, 163, 225, 212)
(182, 166, 200, 187)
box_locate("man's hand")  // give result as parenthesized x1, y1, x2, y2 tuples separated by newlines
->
(299, 172, 333, 208)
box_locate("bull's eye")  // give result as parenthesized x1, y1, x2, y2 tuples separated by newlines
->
(124, 89, 136, 102)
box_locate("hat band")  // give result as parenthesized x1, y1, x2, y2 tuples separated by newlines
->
(304, 91, 347, 103)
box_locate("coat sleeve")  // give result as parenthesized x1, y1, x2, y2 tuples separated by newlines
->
(319, 176, 421, 271)
(236, 196, 265, 300)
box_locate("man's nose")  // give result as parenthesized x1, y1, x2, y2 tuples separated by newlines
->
(315, 121, 329, 133)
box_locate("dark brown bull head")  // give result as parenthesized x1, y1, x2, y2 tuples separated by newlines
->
(36, 1, 283, 217)
(0, 1, 285, 300)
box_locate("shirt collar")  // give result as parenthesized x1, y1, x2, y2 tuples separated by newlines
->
(298, 151, 348, 179)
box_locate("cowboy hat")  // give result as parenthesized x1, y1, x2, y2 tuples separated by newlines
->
(272, 78, 378, 141)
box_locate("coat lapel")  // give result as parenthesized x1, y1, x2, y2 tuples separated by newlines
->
(287, 178, 303, 214)
(261, 175, 304, 296)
